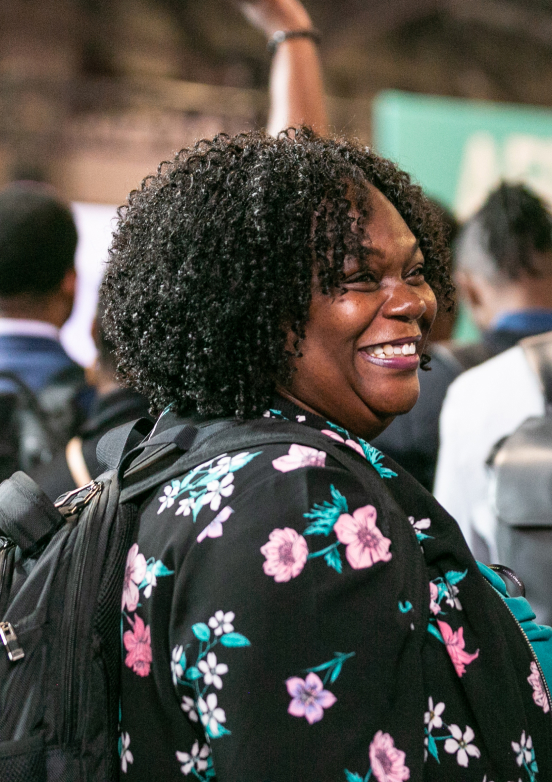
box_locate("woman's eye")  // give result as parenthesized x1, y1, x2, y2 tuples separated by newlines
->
(344, 271, 378, 286)
(407, 266, 425, 282)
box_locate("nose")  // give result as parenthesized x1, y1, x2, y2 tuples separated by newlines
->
(381, 281, 429, 322)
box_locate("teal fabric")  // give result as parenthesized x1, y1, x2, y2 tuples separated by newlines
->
(478, 562, 552, 690)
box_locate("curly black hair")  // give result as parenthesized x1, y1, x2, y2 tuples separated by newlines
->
(102, 128, 453, 418)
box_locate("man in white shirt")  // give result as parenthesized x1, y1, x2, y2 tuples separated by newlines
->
(434, 343, 543, 561)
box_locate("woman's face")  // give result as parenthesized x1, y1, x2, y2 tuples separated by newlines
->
(282, 184, 438, 439)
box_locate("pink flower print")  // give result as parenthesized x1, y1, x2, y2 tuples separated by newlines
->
(527, 661, 550, 713)
(444, 724, 480, 767)
(437, 620, 479, 677)
(260, 527, 309, 582)
(369, 730, 410, 782)
(123, 615, 152, 677)
(202, 473, 234, 511)
(272, 443, 326, 472)
(334, 505, 392, 570)
(429, 582, 441, 615)
(321, 430, 365, 458)
(197, 506, 233, 543)
(286, 672, 337, 724)
(122, 543, 147, 612)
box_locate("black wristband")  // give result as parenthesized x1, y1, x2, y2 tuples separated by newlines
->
(267, 29, 321, 55)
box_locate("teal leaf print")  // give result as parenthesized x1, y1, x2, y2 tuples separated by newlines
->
(344, 772, 363, 782)
(305, 651, 355, 686)
(358, 438, 398, 479)
(185, 666, 203, 681)
(324, 546, 343, 573)
(152, 561, 174, 578)
(445, 569, 468, 586)
(427, 622, 445, 644)
(398, 601, 413, 613)
(192, 623, 211, 642)
(303, 484, 348, 536)
(427, 733, 439, 762)
(219, 632, 251, 648)
(324, 420, 350, 439)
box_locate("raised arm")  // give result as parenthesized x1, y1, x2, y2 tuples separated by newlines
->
(238, 0, 328, 135)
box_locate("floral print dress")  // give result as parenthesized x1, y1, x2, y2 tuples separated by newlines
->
(119, 397, 552, 781)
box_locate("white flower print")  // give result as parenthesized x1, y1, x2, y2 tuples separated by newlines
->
(444, 724, 481, 767)
(120, 732, 133, 773)
(444, 584, 462, 611)
(158, 481, 180, 514)
(424, 697, 445, 732)
(201, 473, 234, 511)
(198, 652, 228, 690)
(176, 741, 211, 775)
(208, 610, 235, 636)
(171, 645, 185, 685)
(512, 731, 533, 767)
(197, 506, 233, 543)
(143, 568, 156, 599)
(176, 497, 194, 517)
(408, 516, 431, 534)
(215, 452, 252, 474)
(296, 415, 306, 422)
(197, 692, 226, 736)
(181, 695, 199, 722)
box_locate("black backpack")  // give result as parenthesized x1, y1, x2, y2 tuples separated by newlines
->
(0, 367, 87, 483)
(0, 414, 387, 781)
(488, 330, 552, 625)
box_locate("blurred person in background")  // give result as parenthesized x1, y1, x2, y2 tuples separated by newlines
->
(34, 294, 152, 501)
(435, 183, 552, 561)
(0, 181, 91, 479)
(0, 181, 81, 392)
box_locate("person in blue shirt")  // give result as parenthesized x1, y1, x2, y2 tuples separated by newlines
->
(0, 181, 82, 392)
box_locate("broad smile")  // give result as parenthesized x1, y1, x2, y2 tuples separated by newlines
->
(359, 336, 421, 369)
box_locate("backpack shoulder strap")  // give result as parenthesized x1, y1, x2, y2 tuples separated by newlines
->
(119, 418, 384, 504)
(519, 330, 552, 408)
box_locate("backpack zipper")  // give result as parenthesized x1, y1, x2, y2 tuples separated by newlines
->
(487, 580, 552, 715)
(61, 481, 102, 745)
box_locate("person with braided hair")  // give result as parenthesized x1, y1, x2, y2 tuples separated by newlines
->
(103, 129, 551, 781)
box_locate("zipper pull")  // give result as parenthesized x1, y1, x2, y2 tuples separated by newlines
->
(0, 621, 24, 662)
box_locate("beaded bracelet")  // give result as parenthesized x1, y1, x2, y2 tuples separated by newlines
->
(267, 29, 322, 55)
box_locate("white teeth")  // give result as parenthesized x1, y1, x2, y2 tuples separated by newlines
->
(368, 342, 417, 358)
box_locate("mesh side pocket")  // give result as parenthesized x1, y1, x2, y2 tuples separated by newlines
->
(0, 733, 46, 782)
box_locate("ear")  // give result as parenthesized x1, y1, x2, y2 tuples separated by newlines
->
(454, 270, 482, 309)
(60, 267, 77, 299)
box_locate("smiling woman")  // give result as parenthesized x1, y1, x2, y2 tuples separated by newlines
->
(103, 130, 552, 782)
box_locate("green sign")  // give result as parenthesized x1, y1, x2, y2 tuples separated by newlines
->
(373, 90, 552, 221)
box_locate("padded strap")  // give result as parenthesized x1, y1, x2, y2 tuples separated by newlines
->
(520, 330, 552, 408)
(96, 417, 154, 470)
(0, 471, 65, 555)
(120, 419, 382, 504)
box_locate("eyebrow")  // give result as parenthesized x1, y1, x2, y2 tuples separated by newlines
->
(362, 238, 421, 260)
